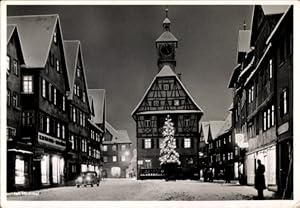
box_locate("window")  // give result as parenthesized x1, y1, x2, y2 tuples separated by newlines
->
(112, 156, 117, 162)
(22, 75, 33, 94)
(56, 59, 60, 72)
(251, 85, 254, 102)
(62, 125, 65, 139)
(224, 138, 226, 145)
(267, 108, 271, 129)
(263, 111, 267, 131)
(77, 67, 80, 77)
(15, 157, 25, 185)
(145, 119, 151, 128)
(184, 118, 190, 127)
(282, 89, 288, 115)
(53, 88, 57, 105)
(103, 145, 108, 152)
(174, 100, 180, 106)
(12, 93, 18, 108)
(121, 155, 126, 161)
(223, 154, 226, 161)
(7, 55, 10, 73)
(269, 59, 273, 79)
(163, 83, 169, 90)
(70, 135, 75, 150)
(57, 123, 60, 138)
(184, 138, 191, 148)
(271, 105, 275, 126)
(7, 90, 11, 106)
(73, 84, 77, 96)
(13, 59, 18, 75)
(121, 145, 126, 150)
(42, 79, 46, 98)
(62, 96, 65, 111)
(53, 31, 57, 44)
(22, 112, 34, 126)
(88, 146, 91, 156)
(46, 117, 50, 133)
(229, 135, 232, 143)
(103, 156, 108, 162)
(73, 108, 76, 123)
(144, 139, 152, 149)
(112, 145, 117, 151)
(235, 147, 238, 156)
(48, 83, 52, 101)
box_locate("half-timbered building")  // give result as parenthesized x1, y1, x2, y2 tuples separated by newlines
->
(228, 5, 292, 197)
(132, 10, 203, 180)
(8, 14, 70, 189)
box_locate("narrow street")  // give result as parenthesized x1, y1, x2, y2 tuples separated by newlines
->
(7, 178, 276, 200)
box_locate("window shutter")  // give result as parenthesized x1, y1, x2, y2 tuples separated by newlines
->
(176, 138, 179, 148)
(181, 138, 184, 148)
(151, 139, 154, 149)
(142, 139, 145, 149)
(157, 138, 160, 148)
(190, 138, 194, 148)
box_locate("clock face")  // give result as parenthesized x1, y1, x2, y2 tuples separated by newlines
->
(160, 44, 173, 56)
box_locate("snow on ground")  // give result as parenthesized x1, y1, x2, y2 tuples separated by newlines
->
(7, 178, 276, 201)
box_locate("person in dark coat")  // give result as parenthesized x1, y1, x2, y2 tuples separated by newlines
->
(255, 159, 266, 199)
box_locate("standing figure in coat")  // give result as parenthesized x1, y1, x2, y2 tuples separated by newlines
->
(255, 159, 266, 199)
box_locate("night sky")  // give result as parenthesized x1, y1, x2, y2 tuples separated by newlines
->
(7, 5, 253, 148)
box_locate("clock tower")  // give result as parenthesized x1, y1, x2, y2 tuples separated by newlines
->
(156, 8, 178, 71)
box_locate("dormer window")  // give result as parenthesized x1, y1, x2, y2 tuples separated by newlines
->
(7, 55, 11, 73)
(77, 67, 80, 77)
(163, 83, 169, 90)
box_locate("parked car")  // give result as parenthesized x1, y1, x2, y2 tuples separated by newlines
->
(75, 171, 100, 187)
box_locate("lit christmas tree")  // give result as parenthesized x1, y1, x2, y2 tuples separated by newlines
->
(159, 115, 181, 166)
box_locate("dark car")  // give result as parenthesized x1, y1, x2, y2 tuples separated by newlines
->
(75, 171, 100, 187)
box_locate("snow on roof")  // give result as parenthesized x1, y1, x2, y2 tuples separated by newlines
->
(228, 64, 241, 88)
(261, 5, 289, 16)
(216, 112, 232, 138)
(200, 121, 210, 143)
(156, 31, 178, 42)
(7, 14, 59, 68)
(7, 24, 16, 43)
(137, 110, 203, 115)
(104, 122, 132, 144)
(238, 30, 251, 53)
(245, 43, 272, 86)
(266, 6, 291, 45)
(228, 103, 234, 111)
(132, 65, 203, 116)
(209, 121, 225, 140)
(88, 119, 103, 133)
(163, 17, 171, 24)
(64, 40, 90, 104)
(238, 56, 255, 81)
(88, 89, 105, 125)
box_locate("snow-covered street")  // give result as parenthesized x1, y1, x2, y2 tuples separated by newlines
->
(7, 178, 276, 200)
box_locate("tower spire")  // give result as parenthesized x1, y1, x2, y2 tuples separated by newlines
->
(163, 7, 171, 31)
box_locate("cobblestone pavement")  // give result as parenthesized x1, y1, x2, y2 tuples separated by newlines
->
(7, 178, 277, 201)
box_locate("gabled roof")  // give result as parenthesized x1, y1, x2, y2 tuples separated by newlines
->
(266, 6, 292, 45)
(209, 121, 225, 140)
(261, 5, 289, 16)
(7, 14, 60, 68)
(156, 31, 178, 42)
(237, 56, 255, 82)
(131, 65, 203, 116)
(216, 112, 232, 138)
(199, 121, 210, 143)
(7, 24, 17, 43)
(88, 89, 105, 125)
(104, 122, 132, 144)
(64, 40, 90, 105)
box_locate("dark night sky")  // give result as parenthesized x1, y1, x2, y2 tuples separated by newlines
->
(7, 5, 253, 148)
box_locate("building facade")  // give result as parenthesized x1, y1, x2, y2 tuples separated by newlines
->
(228, 6, 293, 197)
(132, 10, 203, 180)
(199, 122, 209, 180)
(102, 122, 132, 178)
(6, 14, 106, 191)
